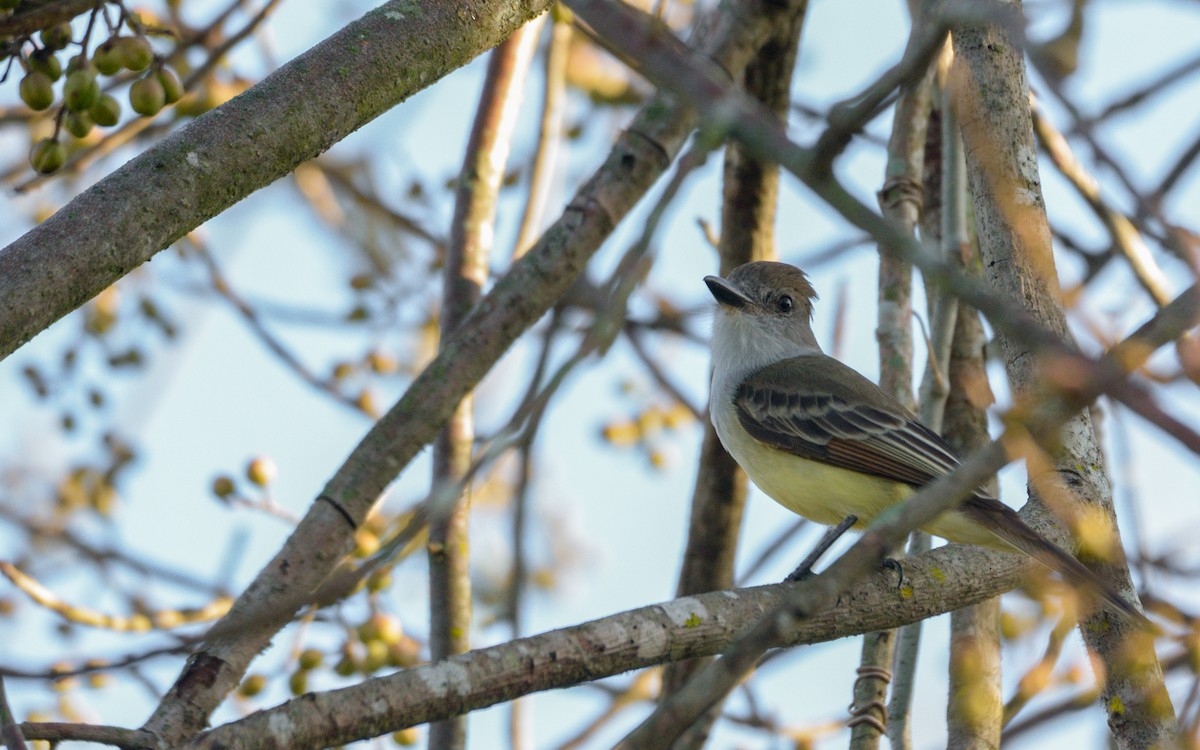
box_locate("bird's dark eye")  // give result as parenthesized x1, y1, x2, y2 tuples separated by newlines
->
(776, 295, 794, 314)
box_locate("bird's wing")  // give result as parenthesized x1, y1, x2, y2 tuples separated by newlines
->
(734, 356, 1154, 629)
(734, 355, 964, 487)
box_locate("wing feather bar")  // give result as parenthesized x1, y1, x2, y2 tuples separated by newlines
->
(734, 356, 986, 491)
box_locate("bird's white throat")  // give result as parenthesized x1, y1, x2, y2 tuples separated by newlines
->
(709, 307, 822, 404)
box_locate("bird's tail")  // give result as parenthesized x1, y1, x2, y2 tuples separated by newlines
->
(960, 496, 1155, 632)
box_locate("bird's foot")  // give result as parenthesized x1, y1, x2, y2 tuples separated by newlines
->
(881, 557, 906, 590)
(784, 566, 814, 583)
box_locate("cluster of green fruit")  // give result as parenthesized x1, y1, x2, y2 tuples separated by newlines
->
(14, 20, 184, 174)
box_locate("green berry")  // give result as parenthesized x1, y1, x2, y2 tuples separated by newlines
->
(117, 36, 153, 72)
(297, 649, 323, 671)
(65, 54, 88, 75)
(129, 76, 165, 116)
(93, 38, 123, 76)
(237, 674, 266, 698)
(64, 109, 94, 139)
(89, 94, 121, 126)
(40, 23, 73, 52)
(245, 456, 277, 487)
(29, 49, 63, 81)
(64, 69, 100, 111)
(211, 475, 236, 499)
(333, 656, 356, 677)
(362, 640, 389, 672)
(19, 71, 55, 111)
(156, 66, 183, 104)
(29, 139, 66, 175)
(366, 569, 392, 592)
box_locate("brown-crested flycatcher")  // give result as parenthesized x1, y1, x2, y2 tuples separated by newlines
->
(706, 260, 1146, 625)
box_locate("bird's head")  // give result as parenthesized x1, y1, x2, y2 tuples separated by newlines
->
(705, 262, 822, 363)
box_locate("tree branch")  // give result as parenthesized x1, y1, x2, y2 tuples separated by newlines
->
(187, 540, 1036, 750)
(0, 0, 555, 361)
(428, 18, 542, 750)
(950, 3, 1177, 745)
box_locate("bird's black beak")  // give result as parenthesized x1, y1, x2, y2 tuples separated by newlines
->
(704, 275, 750, 309)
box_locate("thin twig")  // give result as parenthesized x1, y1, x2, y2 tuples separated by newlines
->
(18, 722, 154, 750)
(0, 561, 231, 631)
(863, 6, 938, 746)
(1031, 100, 1173, 307)
(0, 641, 196, 680)
(506, 310, 563, 750)
(428, 18, 542, 749)
(0, 506, 224, 594)
(181, 0, 283, 90)
(623, 325, 703, 420)
(1079, 50, 1200, 128)
(513, 12, 570, 260)
(1002, 609, 1077, 725)
(1157, 127, 1200, 202)
(190, 240, 364, 413)
(734, 517, 808, 587)
(0, 676, 27, 750)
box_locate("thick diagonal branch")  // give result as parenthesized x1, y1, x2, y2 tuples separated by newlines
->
(136, 1, 808, 745)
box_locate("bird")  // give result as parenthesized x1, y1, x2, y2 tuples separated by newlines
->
(705, 260, 1148, 627)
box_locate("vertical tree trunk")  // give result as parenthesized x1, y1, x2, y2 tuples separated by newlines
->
(950, 4, 1175, 747)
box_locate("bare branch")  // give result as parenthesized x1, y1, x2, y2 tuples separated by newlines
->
(188, 540, 1037, 750)
(429, 17, 543, 749)
(0, 0, 555, 361)
(951, 4, 1176, 745)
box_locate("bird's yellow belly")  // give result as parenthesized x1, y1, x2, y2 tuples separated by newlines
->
(738, 446, 909, 526)
(734, 444, 1000, 548)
